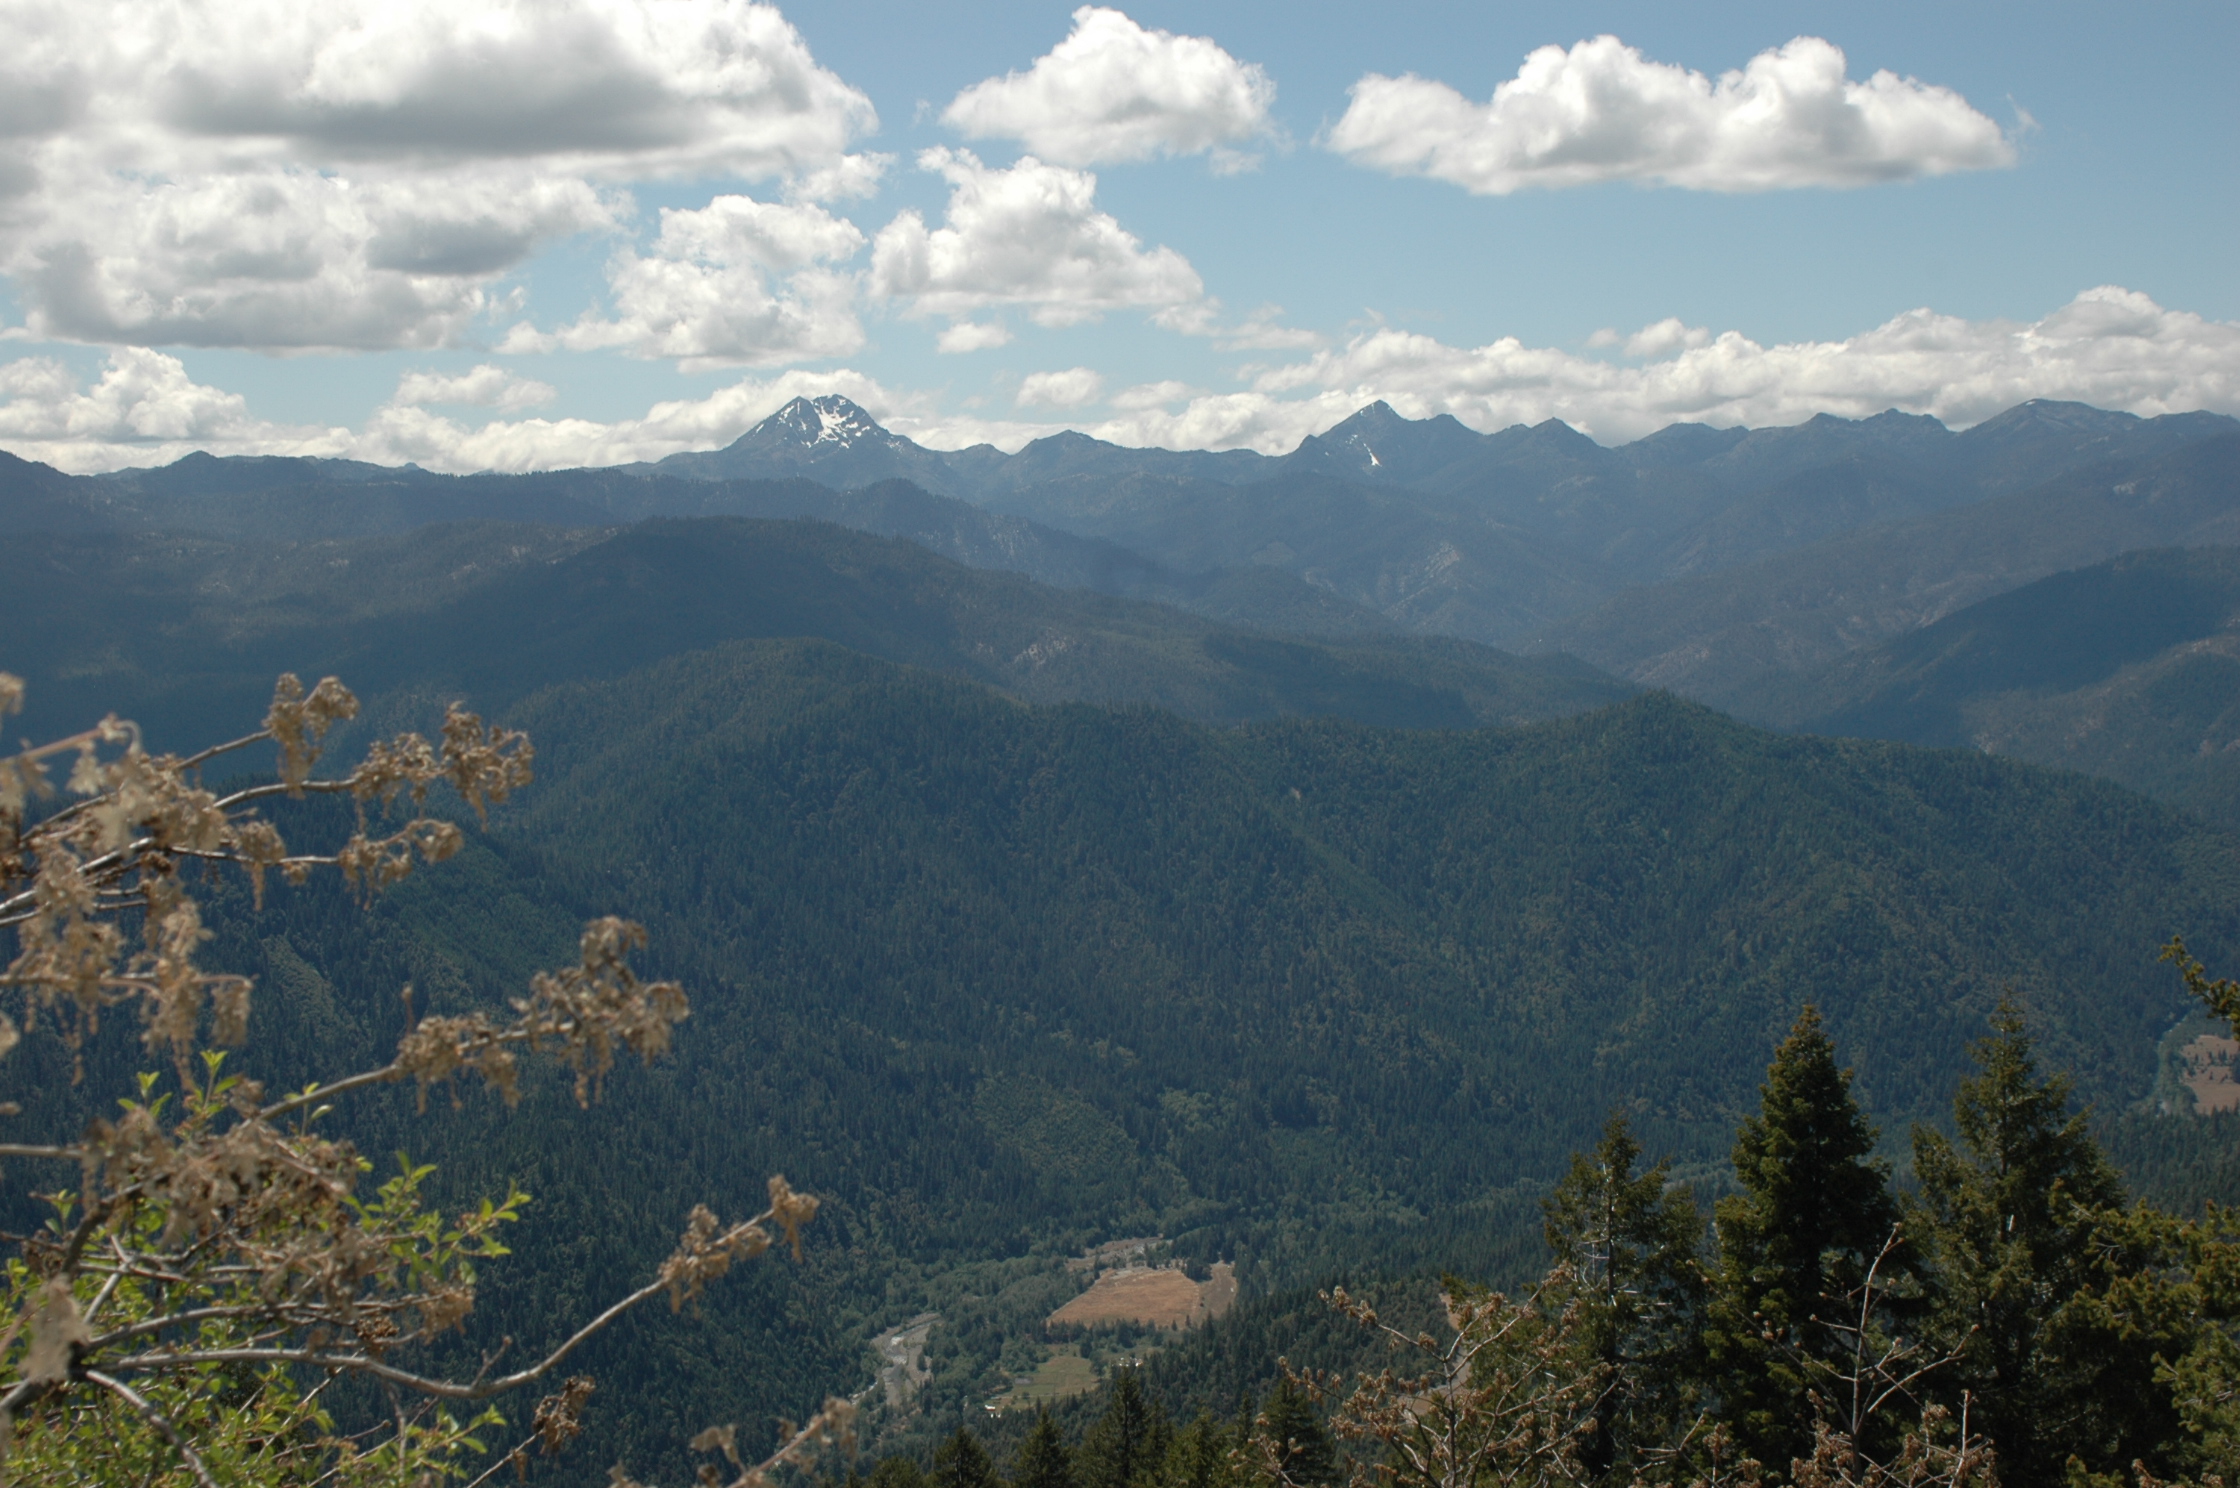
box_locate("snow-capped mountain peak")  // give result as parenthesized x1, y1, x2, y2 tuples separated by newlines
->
(747, 395, 893, 453)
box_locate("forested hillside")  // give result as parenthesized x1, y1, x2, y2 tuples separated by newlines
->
(11, 636, 2227, 1475)
(1737, 546, 2240, 827)
(1539, 433, 2240, 700)
(0, 517, 1623, 751)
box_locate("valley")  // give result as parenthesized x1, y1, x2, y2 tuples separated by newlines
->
(5, 392, 2240, 1480)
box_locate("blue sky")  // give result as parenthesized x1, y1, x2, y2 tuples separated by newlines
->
(0, 0, 2232, 472)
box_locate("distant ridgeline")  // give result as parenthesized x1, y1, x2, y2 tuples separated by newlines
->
(7, 391, 2239, 826)
(5, 399, 2240, 1477)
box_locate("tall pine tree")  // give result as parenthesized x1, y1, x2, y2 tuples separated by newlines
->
(1080, 1368, 1171, 1488)
(1252, 1377, 1335, 1488)
(1543, 1113, 1707, 1481)
(1705, 1006, 1908, 1470)
(934, 1428, 1002, 1488)
(1914, 1000, 2189, 1483)
(1012, 1409, 1074, 1488)
(1164, 1411, 1235, 1488)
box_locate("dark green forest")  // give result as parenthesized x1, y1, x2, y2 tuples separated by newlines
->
(7, 500, 2240, 1483)
(10, 622, 2236, 1478)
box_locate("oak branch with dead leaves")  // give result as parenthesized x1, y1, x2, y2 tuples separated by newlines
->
(0, 672, 827, 1486)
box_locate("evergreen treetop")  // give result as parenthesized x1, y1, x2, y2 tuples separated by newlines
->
(1913, 999, 2183, 1484)
(1707, 1005, 1907, 1469)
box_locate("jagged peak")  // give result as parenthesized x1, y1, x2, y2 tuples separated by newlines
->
(738, 394, 898, 453)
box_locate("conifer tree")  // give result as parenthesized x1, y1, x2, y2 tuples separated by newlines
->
(1253, 1376, 1336, 1488)
(1165, 1411, 1234, 1488)
(1705, 1005, 1910, 1470)
(936, 1427, 1003, 1488)
(1542, 1113, 1707, 1479)
(1013, 1409, 1075, 1488)
(871, 1457, 933, 1488)
(1081, 1368, 1171, 1488)
(1914, 1000, 2187, 1483)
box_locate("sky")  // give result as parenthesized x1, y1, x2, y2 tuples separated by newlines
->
(0, 0, 2233, 474)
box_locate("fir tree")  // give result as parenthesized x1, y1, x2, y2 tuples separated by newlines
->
(871, 1457, 933, 1488)
(1164, 1411, 1234, 1488)
(935, 1427, 1003, 1488)
(1914, 1000, 2187, 1483)
(1012, 1409, 1075, 1488)
(1253, 1376, 1335, 1488)
(1542, 1113, 1707, 1480)
(1080, 1368, 1171, 1488)
(1705, 1005, 1909, 1469)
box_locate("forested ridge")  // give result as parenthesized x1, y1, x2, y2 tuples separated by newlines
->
(7, 628, 2231, 1478)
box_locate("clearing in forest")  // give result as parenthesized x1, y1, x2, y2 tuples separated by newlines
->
(987, 1346, 1099, 1413)
(1047, 1262, 1236, 1330)
(2181, 1032, 2240, 1112)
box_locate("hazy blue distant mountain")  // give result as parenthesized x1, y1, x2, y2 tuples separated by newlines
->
(1539, 434, 2240, 700)
(984, 468, 1609, 643)
(974, 428, 1271, 493)
(0, 448, 1386, 638)
(2, 516, 1627, 749)
(10, 395, 2234, 655)
(1732, 546, 2240, 827)
(630, 395, 1277, 493)
(1275, 401, 1496, 487)
(974, 399, 2236, 645)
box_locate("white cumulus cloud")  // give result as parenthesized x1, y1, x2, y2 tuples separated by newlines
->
(0, 349, 348, 469)
(1327, 34, 2013, 194)
(392, 364, 556, 411)
(943, 6, 1274, 169)
(523, 193, 864, 366)
(1110, 379, 1198, 410)
(869, 148, 1204, 329)
(936, 321, 1013, 354)
(0, 0, 875, 351)
(1016, 367, 1105, 408)
(1622, 319, 1712, 358)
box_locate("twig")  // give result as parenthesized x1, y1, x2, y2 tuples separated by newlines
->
(85, 1369, 222, 1488)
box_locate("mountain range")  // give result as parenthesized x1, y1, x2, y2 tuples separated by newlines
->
(13, 392, 2235, 647)
(8, 390, 2240, 818)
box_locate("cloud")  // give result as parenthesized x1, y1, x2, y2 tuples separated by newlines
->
(1327, 34, 2012, 194)
(0, 1, 875, 351)
(392, 364, 555, 411)
(1215, 305, 1324, 352)
(9, 289, 2234, 474)
(17, 168, 618, 349)
(524, 193, 864, 366)
(943, 6, 1274, 169)
(936, 321, 1013, 353)
(68, 0, 875, 178)
(0, 348, 348, 469)
(1110, 379, 1197, 410)
(784, 153, 893, 203)
(869, 148, 1204, 329)
(1622, 318, 1711, 358)
(1016, 367, 1104, 408)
